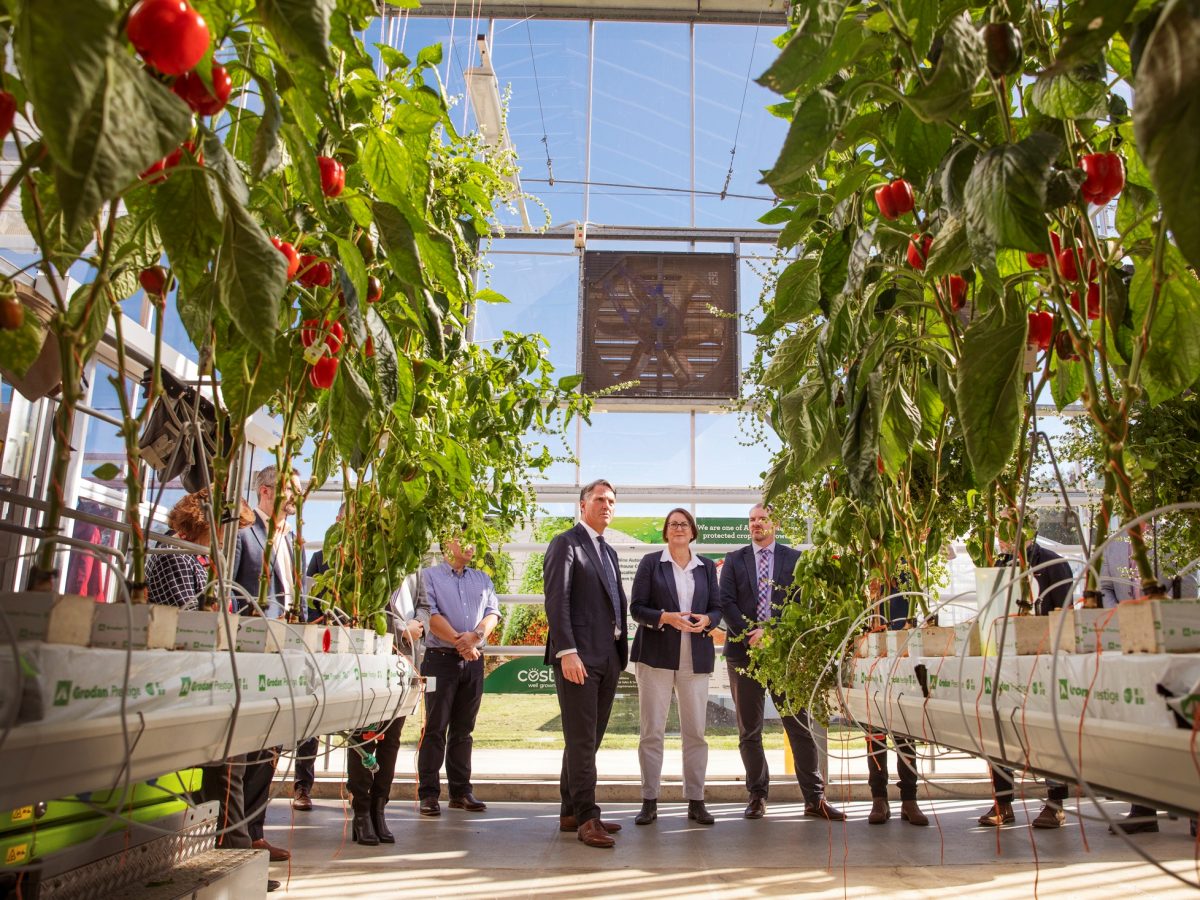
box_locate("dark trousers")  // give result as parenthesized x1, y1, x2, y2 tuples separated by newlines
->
(418, 649, 484, 800)
(347, 717, 405, 814)
(555, 643, 620, 825)
(727, 659, 824, 804)
(866, 732, 919, 801)
(243, 747, 278, 842)
(992, 766, 1069, 804)
(199, 754, 251, 849)
(295, 737, 319, 790)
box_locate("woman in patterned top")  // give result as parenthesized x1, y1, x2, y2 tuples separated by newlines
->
(146, 490, 251, 609)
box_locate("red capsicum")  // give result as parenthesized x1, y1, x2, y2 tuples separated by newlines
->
(1079, 152, 1125, 205)
(873, 178, 915, 220)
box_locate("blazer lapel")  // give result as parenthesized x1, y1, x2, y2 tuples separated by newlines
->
(659, 559, 680, 610)
(690, 563, 706, 611)
(574, 524, 616, 604)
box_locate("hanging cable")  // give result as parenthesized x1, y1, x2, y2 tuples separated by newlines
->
(522, 4, 555, 186)
(523, 176, 774, 202)
(720, 15, 764, 201)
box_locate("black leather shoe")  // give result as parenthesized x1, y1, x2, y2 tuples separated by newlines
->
(1109, 812, 1159, 834)
(635, 799, 657, 825)
(267, 880, 281, 893)
(449, 792, 487, 812)
(419, 797, 441, 817)
(371, 797, 394, 843)
(805, 799, 846, 821)
(687, 800, 715, 825)
(352, 812, 379, 846)
(744, 795, 766, 819)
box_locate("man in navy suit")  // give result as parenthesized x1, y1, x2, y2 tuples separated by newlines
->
(719, 503, 844, 821)
(543, 479, 628, 848)
(232, 465, 307, 620)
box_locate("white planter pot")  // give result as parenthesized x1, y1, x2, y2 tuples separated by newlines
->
(348, 628, 375, 655)
(1048, 607, 1123, 654)
(975, 567, 1025, 656)
(90, 603, 178, 650)
(322, 626, 353, 654)
(908, 625, 955, 657)
(282, 622, 323, 653)
(174, 609, 239, 651)
(375, 632, 394, 655)
(0, 591, 95, 645)
(885, 629, 911, 657)
(235, 617, 288, 653)
(1119, 597, 1200, 653)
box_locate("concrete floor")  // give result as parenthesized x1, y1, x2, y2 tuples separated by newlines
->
(262, 798, 1200, 898)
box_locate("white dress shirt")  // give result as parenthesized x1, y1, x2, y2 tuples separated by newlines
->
(661, 547, 702, 614)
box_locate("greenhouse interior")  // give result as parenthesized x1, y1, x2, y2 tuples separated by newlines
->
(1, 0, 1199, 896)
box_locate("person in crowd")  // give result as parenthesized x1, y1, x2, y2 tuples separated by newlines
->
(1098, 520, 1197, 835)
(979, 510, 1075, 828)
(348, 569, 426, 845)
(415, 532, 499, 817)
(719, 503, 844, 822)
(148, 489, 252, 609)
(66, 499, 117, 601)
(629, 508, 720, 827)
(232, 465, 306, 620)
(543, 479, 628, 848)
(291, 504, 341, 813)
(864, 576, 929, 827)
(230, 465, 305, 863)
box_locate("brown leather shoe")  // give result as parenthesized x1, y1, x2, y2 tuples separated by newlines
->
(577, 817, 615, 848)
(291, 785, 312, 812)
(251, 838, 291, 862)
(868, 798, 890, 824)
(900, 800, 929, 826)
(805, 799, 846, 821)
(744, 795, 766, 819)
(1032, 804, 1065, 829)
(449, 792, 486, 812)
(978, 803, 1015, 826)
(419, 797, 441, 817)
(559, 815, 621, 833)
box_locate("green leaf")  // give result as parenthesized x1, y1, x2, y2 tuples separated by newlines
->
(332, 233, 369, 338)
(365, 307, 400, 407)
(842, 367, 883, 498)
(964, 132, 1062, 253)
(557, 374, 584, 391)
(899, 0, 939, 60)
(476, 288, 509, 304)
(213, 190, 288, 348)
(774, 257, 821, 324)
(1133, 0, 1200, 272)
(258, 0, 334, 68)
(16, 1, 193, 233)
(152, 162, 224, 293)
(372, 201, 424, 288)
(1131, 244, 1200, 405)
(1053, 0, 1140, 72)
(890, 105, 954, 184)
(361, 128, 422, 212)
(762, 329, 820, 390)
(905, 14, 985, 124)
(66, 283, 111, 368)
(330, 361, 374, 457)
(879, 384, 921, 475)
(761, 90, 839, 194)
(1051, 356, 1086, 410)
(1030, 59, 1109, 120)
(91, 462, 120, 481)
(761, 452, 794, 506)
(757, 0, 853, 95)
(939, 141, 979, 216)
(21, 170, 91, 276)
(955, 291, 1028, 486)
(250, 73, 284, 180)
(925, 214, 973, 277)
(200, 128, 249, 208)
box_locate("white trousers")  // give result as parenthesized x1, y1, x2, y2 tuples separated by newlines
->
(635, 638, 710, 801)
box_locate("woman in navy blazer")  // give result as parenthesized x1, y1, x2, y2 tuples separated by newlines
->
(629, 508, 721, 826)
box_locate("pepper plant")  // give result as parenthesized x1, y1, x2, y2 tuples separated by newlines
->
(0, 0, 585, 609)
(748, 0, 1200, 644)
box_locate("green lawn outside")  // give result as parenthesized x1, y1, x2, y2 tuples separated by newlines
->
(398, 694, 867, 752)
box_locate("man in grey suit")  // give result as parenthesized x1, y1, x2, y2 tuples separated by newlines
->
(719, 503, 844, 821)
(232, 465, 306, 619)
(229, 465, 306, 864)
(543, 479, 628, 848)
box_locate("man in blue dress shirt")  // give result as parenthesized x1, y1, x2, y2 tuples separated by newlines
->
(416, 533, 501, 817)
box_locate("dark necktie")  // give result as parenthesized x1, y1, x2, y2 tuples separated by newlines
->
(756, 548, 772, 620)
(596, 535, 621, 622)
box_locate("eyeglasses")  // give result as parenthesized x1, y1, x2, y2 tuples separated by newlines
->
(666, 522, 692, 530)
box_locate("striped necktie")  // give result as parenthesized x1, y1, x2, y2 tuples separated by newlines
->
(756, 548, 772, 620)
